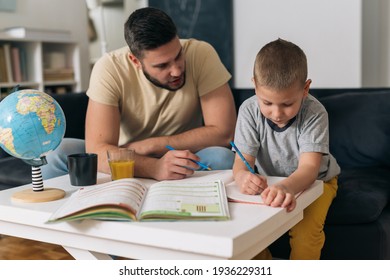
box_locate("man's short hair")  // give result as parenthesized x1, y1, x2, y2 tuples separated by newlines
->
(124, 7, 178, 59)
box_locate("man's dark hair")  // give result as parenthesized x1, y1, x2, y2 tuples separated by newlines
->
(124, 7, 178, 59)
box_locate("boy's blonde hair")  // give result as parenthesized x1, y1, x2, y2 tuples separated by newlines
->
(253, 38, 307, 90)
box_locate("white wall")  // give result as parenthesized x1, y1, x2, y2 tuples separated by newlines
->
(0, 0, 90, 90)
(88, 0, 147, 63)
(88, 2, 125, 63)
(4, 1, 387, 90)
(87, 0, 390, 88)
(233, 0, 362, 88)
(362, 0, 390, 87)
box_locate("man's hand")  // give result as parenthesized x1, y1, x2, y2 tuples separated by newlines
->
(148, 149, 202, 180)
(124, 137, 167, 157)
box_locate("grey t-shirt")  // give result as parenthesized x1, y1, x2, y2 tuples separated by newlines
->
(234, 94, 340, 182)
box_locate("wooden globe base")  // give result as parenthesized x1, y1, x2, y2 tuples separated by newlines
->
(11, 188, 65, 203)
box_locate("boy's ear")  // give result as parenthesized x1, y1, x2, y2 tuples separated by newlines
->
(303, 79, 312, 97)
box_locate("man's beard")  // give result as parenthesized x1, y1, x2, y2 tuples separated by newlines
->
(143, 70, 186, 91)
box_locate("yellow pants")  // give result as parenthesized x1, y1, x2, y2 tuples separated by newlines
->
(254, 177, 338, 260)
(289, 177, 338, 259)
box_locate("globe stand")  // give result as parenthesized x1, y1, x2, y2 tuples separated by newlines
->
(11, 157, 65, 203)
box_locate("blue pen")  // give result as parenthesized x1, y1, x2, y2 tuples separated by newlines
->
(230, 141, 255, 174)
(166, 145, 212, 171)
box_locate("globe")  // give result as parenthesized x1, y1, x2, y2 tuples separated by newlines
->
(0, 89, 66, 166)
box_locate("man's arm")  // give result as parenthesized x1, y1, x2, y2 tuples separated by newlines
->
(125, 83, 237, 156)
(85, 99, 120, 174)
(85, 99, 202, 180)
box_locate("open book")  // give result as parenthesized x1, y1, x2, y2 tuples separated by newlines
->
(226, 176, 304, 204)
(47, 178, 230, 223)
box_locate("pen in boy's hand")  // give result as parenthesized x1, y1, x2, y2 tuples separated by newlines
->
(165, 145, 212, 171)
(230, 141, 255, 174)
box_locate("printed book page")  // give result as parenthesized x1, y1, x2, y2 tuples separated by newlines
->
(139, 180, 230, 220)
(47, 179, 147, 222)
(167, 170, 234, 185)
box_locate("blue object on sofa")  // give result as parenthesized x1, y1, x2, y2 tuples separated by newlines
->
(1, 88, 390, 259)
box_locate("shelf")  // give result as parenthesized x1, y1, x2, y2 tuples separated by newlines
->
(0, 36, 82, 94)
(44, 80, 77, 86)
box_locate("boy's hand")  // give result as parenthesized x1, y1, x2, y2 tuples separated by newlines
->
(261, 183, 297, 212)
(235, 170, 268, 195)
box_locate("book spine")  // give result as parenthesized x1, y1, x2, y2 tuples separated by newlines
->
(19, 47, 28, 81)
(3, 44, 14, 83)
(11, 46, 22, 83)
(0, 46, 6, 82)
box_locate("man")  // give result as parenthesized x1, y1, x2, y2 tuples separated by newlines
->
(42, 7, 236, 181)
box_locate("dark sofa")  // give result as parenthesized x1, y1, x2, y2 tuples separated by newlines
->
(1, 88, 390, 260)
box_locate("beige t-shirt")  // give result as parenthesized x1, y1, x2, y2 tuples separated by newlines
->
(87, 39, 231, 146)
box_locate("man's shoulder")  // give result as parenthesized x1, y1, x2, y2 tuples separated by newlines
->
(92, 46, 133, 74)
(110, 46, 130, 55)
(96, 46, 130, 64)
(181, 39, 215, 53)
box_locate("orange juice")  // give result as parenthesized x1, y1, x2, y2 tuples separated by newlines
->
(109, 160, 135, 180)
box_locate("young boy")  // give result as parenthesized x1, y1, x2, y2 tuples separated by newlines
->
(232, 38, 340, 259)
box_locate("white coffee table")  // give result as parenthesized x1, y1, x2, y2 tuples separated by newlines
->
(0, 171, 322, 260)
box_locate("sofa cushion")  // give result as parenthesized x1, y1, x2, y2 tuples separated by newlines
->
(51, 92, 89, 140)
(0, 147, 9, 159)
(326, 167, 390, 225)
(0, 157, 32, 188)
(318, 91, 390, 169)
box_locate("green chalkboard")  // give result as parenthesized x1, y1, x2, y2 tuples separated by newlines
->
(149, 0, 234, 76)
